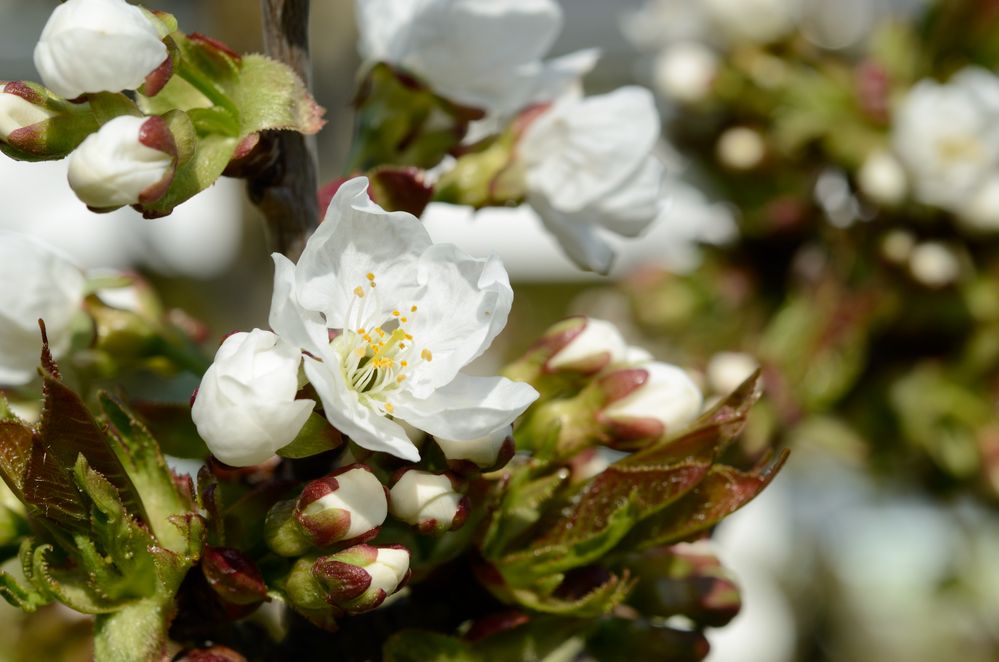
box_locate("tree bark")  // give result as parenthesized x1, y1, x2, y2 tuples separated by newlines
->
(249, 0, 319, 261)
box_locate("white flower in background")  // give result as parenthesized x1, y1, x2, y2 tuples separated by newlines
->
(704, 0, 798, 45)
(893, 68, 999, 216)
(269, 177, 538, 462)
(621, 0, 714, 51)
(67, 115, 175, 209)
(192, 329, 316, 466)
(908, 241, 961, 288)
(355, 0, 563, 116)
(653, 42, 719, 104)
(389, 470, 467, 533)
(0, 85, 56, 141)
(858, 150, 908, 207)
(602, 362, 703, 435)
(33, 0, 167, 99)
(958, 174, 999, 231)
(717, 126, 767, 170)
(0, 232, 85, 385)
(521, 86, 664, 273)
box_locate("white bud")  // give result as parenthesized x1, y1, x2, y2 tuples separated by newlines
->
(67, 115, 174, 209)
(365, 546, 411, 598)
(0, 231, 85, 385)
(192, 329, 315, 467)
(603, 362, 703, 434)
(717, 127, 766, 170)
(389, 471, 467, 534)
(960, 176, 999, 231)
(297, 466, 388, 543)
(857, 150, 907, 206)
(0, 87, 55, 141)
(435, 425, 512, 468)
(33, 0, 167, 99)
(706, 352, 758, 395)
(908, 242, 961, 288)
(653, 42, 718, 105)
(548, 318, 628, 372)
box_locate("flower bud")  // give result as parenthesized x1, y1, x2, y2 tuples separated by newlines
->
(599, 362, 703, 446)
(434, 425, 514, 471)
(706, 352, 758, 396)
(292, 465, 388, 553)
(389, 470, 469, 535)
(286, 545, 411, 625)
(0, 83, 56, 142)
(33, 0, 168, 100)
(0, 231, 86, 385)
(201, 546, 268, 607)
(546, 317, 628, 373)
(653, 42, 718, 104)
(67, 115, 176, 210)
(191, 329, 315, 467)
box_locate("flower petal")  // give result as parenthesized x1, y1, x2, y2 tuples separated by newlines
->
(528, 193, 617, 274)
(303, 354, 420, 461)
(269, 253, 327, 355)
(394, 373, 538, 441)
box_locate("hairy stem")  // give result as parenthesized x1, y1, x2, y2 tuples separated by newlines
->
(249, 0, 320, 261)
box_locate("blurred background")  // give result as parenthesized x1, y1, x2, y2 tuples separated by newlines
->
(2, 0, 999, 660)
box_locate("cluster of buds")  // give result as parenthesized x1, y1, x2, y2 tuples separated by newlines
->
(285, 544, 411, 628)
(266, 465, 389, 556)
(509, 316, 705, 457)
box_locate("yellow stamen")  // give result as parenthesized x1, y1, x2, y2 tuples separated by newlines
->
(392, 310, 400, 317)
(421, 348, 433, 362)
(366, 273, 375, 281)
(353, 286, 365, 297)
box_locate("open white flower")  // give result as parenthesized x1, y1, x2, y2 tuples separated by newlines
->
(192, 329, 315, 466)
(269, 177, 538, 461)
(355, 0, 563, 116)
(33, 0, 168, 100)
(520, 86, 664, 273)
(0, 231, 85, 385)
(893, 68, 999, 215)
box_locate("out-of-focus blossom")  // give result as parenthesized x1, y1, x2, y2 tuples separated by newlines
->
(707, 352, 759, 395)
(67, 115, 175, 210)
(893, 68, 999, 220)
(33, 0, 168, 99)
(858, 150, 908, 207)
(703, 0, 798, 45)
(717, 127, 766, 170)
(908, 242, 961, 288)
(653, 42, 719, 104)
(269, 177, 538, 461)
(0, 231, 85, 385)
(521, 87, 664, 273)
(355, 0, 563, 116)
(192, 329, 315, 467)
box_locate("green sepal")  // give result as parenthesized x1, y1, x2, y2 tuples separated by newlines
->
(277, 412, 343, 459)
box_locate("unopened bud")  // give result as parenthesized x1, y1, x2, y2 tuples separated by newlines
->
(389, 470, 469, 535)
(599, 362, 703, 446)
(705, 352, 758, 396)
(546, 317, 628, 373)
(0, 83, 56, 141)
(0, 81, 98, 160)
(434, 425, 514, 471)
(286, 545, 411, 625)
(201, 546, 268, 607)
(67, 114, 176, 210)
(266, 465, 388, 556)
(33, 0, 169, 100)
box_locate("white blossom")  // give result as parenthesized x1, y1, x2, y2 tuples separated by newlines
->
(192, 329, 315, 467)
(67, 115, 175, 209)
(893, 68, 999, 216)
(521, 86, 664, 273)
(0, 232, 85, 385)
(355, 0, 564, 116)
(858, 150, 907, 207)
(717, 126, 766, 170)
(703, 0, 798, 45)
(908, 242, 961, 288)
(602, 362, 703, 435)
(653, 42, 719, 104)
(269, 177, 538, 461)
(706, 352, 759, 395)
(33, 0, 167, 100)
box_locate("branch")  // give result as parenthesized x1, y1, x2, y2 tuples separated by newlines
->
(249, 0, 320, 261)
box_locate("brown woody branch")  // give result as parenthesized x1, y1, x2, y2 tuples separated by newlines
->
(249, 0, 319, 261)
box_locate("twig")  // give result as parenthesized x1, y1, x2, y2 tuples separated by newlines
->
(249, 0, 319, 261)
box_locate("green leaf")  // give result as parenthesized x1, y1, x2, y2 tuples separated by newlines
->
(621, 451, 789, 552)
(276, 412, 343, 459)
(482, 465, 571, 557)
(128, 400, 207, 460)
(384, 630, 480, 662)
